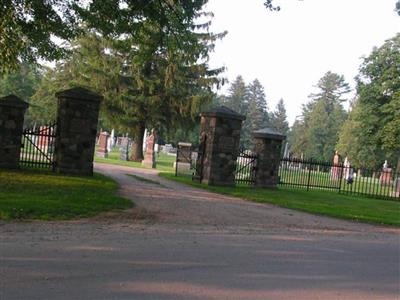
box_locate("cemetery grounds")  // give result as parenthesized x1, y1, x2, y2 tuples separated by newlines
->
(1, 146, 398, 226)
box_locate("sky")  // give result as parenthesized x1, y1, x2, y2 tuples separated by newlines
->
(204, 0, 400, 125)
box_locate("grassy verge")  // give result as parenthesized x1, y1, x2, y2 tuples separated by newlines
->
(159, 173, 400, 226)
(95, 149, 176, 172)
(0, 169, 133, 220)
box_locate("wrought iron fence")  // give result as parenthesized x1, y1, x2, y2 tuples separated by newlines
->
(20, 123, 57, 170)
(279, 157, 400, 200)
(235, 149, 257, 185)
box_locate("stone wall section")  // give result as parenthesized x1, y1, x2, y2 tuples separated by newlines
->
(54, 87, 102, 176)
(0, 95, 28, 169)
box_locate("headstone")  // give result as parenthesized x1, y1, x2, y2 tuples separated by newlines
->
(252, 127, 286, 188)
(343, 155, 353, 181)
(38, 126, 50, 150)
(174, 142, 192, 173)
(331, 151, 341, 180)
(394, 177, 400, 198)
(96, 131, 109, 158)
(379, 167, 392, 186)
(119, 137, 130, 161)
(194, 106, 245, 186)
(142, 128, 148, 153)
(163, 144, 173, 154)
(142, 129, 156, 168)
(0, 95, 29, 169)
(107, 129, 115, 152)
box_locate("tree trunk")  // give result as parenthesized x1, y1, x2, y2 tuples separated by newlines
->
(130, 123, 146, 162)
(397, 157, 400, 174)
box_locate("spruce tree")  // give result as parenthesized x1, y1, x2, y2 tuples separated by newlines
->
(290, 72, 349, 161)
(270, 98, 289, 136)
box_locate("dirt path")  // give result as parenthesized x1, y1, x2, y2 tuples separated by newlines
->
(1, 163, 399, 300)
(95, 163, 398, 236)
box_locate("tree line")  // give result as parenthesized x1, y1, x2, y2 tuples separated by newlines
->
(1, 1, 398, 170)
(290, 34, 399, 171)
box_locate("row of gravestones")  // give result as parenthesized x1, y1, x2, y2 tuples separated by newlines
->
(0, 87, 102, 176)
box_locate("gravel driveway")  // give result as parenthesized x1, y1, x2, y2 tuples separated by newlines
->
(0, 163, 399, 300)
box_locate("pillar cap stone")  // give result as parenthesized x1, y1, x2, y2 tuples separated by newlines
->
(200, 106, 245, 121)
(56, 87, 103, 102)
(253, 127, 286, 140)
(0, 94, 29, 109)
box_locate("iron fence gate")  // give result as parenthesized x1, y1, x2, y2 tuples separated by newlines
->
(20, 123, 57, 170)
(234, 149, 257, 185)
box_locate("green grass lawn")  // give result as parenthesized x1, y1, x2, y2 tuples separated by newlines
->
(95, 148, 176, 172)
(0, 169, 133, 220)
(160, 173, 400, 226)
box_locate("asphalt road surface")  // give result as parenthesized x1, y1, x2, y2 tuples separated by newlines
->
(1, 163, 399, 300)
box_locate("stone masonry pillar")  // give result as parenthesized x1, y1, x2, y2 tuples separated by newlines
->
(253, 128, 286, 188)
(0, 95, 29, 169)
(197, 106, 245, 186)
(55, 87, 102, 176)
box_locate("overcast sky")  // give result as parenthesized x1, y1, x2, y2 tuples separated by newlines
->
(205, 0, 400, 125)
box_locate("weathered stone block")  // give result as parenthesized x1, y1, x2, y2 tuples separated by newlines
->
(195, 106, 245, 187)
(0, 95, 28, 169)
(253, 128, 285, 188)
(54, 87, 102, 176)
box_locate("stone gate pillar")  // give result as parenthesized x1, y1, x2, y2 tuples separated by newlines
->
(0, 95, 29, 169)
(55, 87, 102, 176)
(196, 106, 245, 186)
(253, 128, 286, 188)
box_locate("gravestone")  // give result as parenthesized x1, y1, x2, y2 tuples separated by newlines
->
(96, 131, 109, 158)
(195, 106, 245, 186)
(379, 161, 392, 186)
(119, 137, 130, 161)
(252, 127, 286, 188)
(142, 129, 157, 168)
(379, 168, 392, 186)
(331, 151, 341, 180)
(394, 177, 400, 198)
(0, 95, 28, 169)
(54, 87, 102, 176)
(174, 142, 192, 173)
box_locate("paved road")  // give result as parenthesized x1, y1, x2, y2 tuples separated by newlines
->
(1, 163, 399, 300)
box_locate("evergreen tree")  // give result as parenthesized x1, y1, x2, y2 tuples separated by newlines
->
(222, 75, 248, 115)
(0, 62, 41, 100)
(221, 76, 250, 147)
(0, 1, 212, 74)
(30, 15, 224, 161)
(247, 79, 268, 130)
(0, 62, 42, 125)
(290, 71, 349, 161)
(270, 98, 289, 135)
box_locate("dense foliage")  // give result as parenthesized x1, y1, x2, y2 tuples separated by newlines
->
(0, 0, 210, 74)
(289, 72, 350, 161)
(337, 34, 400, 170)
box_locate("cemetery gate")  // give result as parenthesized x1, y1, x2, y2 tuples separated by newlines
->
(20, 122, 57, 170)
(234, 149, 258, 185)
